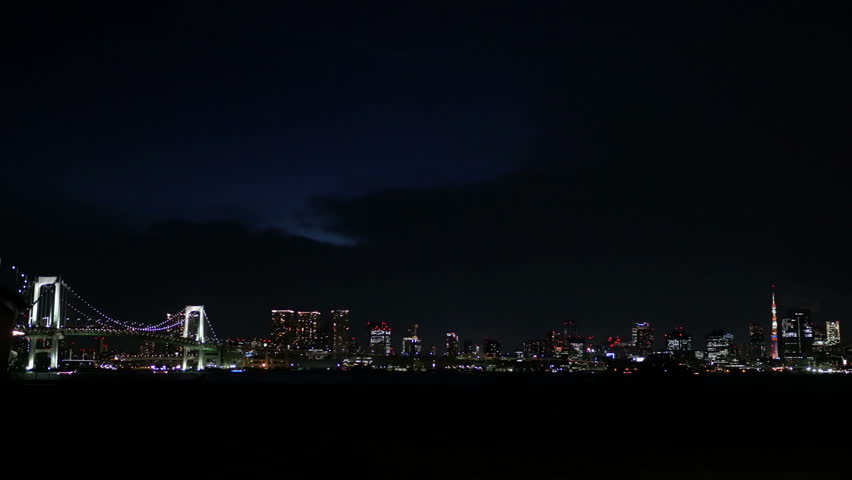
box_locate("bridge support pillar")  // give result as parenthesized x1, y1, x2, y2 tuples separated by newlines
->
(197, 349, 206, 370)
(49, 334, 59, 369)
(182, 347, 190, 371)
(27, 341, 36, 371)
(27, 277, 64, 370)
(26, 332, 62, 370)
(181, 306, 208, 370)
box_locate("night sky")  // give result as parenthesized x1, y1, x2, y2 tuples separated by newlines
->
(3, 2, 852, 350)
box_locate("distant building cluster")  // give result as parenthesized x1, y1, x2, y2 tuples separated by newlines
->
(217, 286, 849, 373)
(13, 285, 850, 375)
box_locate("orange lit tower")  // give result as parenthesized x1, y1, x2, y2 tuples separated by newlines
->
(770, 284, 779, 360)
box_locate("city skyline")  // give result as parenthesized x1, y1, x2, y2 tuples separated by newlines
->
(4, 3, 852, 351)
(3, 253, 846, 354)
(251, 282, 845, 351)
(5, 3, 852, 477)
(254, 288, 843, 365)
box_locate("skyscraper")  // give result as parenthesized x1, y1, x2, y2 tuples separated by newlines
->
(368, 322, 392, 355)
(445, 332, 459, 359)
(665, 327, 692, 353)
(522, 339, 546, 358)
(401, 322, 422, 357)
(271, 309, 295, 353)
(705, 330, 734, 365)
(295, 311, 321, 351)
(562, 321, 577, 341)
(484, 338, 501, 358)
(561, 321, 584, 358)
(632, 322, 655, 353)
(545, 329, 563, 356)
(747, 322, 767, 364)
(313, 322, 331, 353)
(331, 309, 351, 357)
(401, 336, 422, 356)
(826, 321, 841, 346)
(348, 335, 360, 356)
(271, 310, 319, 355)
(780, 308, 814, 366)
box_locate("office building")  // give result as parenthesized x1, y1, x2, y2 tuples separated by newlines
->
(331, 309, 351, 357)
(826, 321, 841, 346)
(747, 322, 767, 363)
(368, 322, 392, 355)
(462, 340, 473, 355)
(294, 311, 320, 351)
(271, 309, 295, 353)
(705, 330, 735, 365)
(484, 338, 501, 358)
(402, 336, 422, 356)
(665, 327, 693, 353)
(445, 332, 459, 359)
(401, 322, 422, 357)
(632, 322, 655, 352)
(780, 309, 815, 365)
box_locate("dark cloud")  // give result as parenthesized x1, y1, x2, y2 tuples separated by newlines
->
(311, 154, 852, 346)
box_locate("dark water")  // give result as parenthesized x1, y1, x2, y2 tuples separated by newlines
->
(8, 372, 851, 477)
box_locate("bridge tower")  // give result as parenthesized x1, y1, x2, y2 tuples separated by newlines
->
(181, 305, 208, 370)
(27, 276, 63, 370)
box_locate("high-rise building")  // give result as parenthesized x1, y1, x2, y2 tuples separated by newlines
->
(445, 332, 459, 359)
(632, 322, 655, 352)
(523, 339, 546, 358)
(271, 310, 319, 355)
(826, 321, 841, 346)
(747, 322, 767, 363)
(401, 322, 422, 357)
(462, 340, 473, 356)
(295, 311, 320, 351)
(780, 308, 814, 365)
(705, 330, 734, 365)
(348, 336, 360, 356)
(545, 329, 563, 356)
(561, 321, 584, 358)
(562, 321, 577, 341)
(401, 336, 422, 356)
(813, 326, 826, 349)
(484, 338, 501, 358)
(565, 336, 585, 359)
(665, 327, 693, 353)
(368, 322, 392, 355)
(331, 309, 351, 357)
(271, 309, 295, 353)
(313, 323, 331, 352)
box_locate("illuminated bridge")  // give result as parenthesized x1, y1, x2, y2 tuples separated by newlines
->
(14, 274, 223, 371)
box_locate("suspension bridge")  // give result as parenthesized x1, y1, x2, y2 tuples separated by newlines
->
(6, 267, 224, 371)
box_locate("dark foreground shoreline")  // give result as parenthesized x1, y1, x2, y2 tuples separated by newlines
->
(8, 373, 852, 478)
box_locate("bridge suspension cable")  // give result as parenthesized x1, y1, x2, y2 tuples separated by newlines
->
(61, 281, 189, 332)
(61, 284, 189, 333)
(200, 310, 220, 342)
(4, 255, 222, 342)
